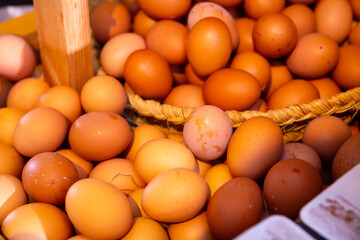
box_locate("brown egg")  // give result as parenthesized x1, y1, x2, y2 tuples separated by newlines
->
(128, 188, 148, 217)
(137, 0, 192, 20)
(230, 51, 271, 90)
(141, 168, 209, 223)
(302, 116, 352, 167)
(135, 138, 197, 183)
(314, 0, 353, 44)
(100, 33, 146, 79)
(65, 178, 133, 239)
(168, 212, 215, 240)
(0, 34, 37, 82)
(227, 116, 284, 180)
(80, 75, 127, 114)
(13, 107, 68, 157)
(263, 60, 293, 100)
(243, 0, 286, 20)
(235, 17, 256, 53)
(309, 77, 341, 99)
(89, 158, 146, 195)
(187, 2, 239, 50)
(207, 177, 263, 240)
(282, 3, 316, 39)
(248, 98, 268, 112)
(332, 133, 360, 181)
(122, 217, 169, 240)
(349, 0, 360, 20)
(132, 10, 157, 38)
(22, 152, 79, 205)
(1, 202, 73, 240)
(287, 0, 316, 4)
(263, 158, 322, 219)
(267, 79, 320, 109)
(0, 107, 25, 146)
(163, 84, 205, 109)
(183, 105, 233, 161)
(349, 21, 360, 46)
(0, 174, 28, 225)
(68, 111, 132, 162)
(55, 149, 93, 179)
(280, 142, 322, 172)
(0, 143, 25, 178)
(124, 124, 166, 161)
(286, 33, 339, 79)
(204, 163, 233, 197)
(331, 44, 360, 90)
(171, 65, 188, 85)
(184, 63, 206, 87)
(146, 20, 189, 65)
(203, 68, 261, 111)
(253, 13, 298, 59)
(90, 1, 131, 44)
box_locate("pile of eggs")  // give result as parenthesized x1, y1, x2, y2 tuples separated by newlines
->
(0, 0, 360, 239)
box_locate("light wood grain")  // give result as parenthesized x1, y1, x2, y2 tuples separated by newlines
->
(33, 0, 94, 91)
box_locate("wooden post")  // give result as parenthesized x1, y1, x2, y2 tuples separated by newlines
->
(33, 0, 94, 92)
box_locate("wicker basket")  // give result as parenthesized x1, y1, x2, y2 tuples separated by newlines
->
(125, 86, 360, 143)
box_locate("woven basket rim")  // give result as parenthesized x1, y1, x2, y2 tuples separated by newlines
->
(127, 86, 360, 127)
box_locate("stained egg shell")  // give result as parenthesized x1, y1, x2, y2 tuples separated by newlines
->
(183, 105, 233, 161)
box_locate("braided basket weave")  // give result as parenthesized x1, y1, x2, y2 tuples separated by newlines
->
(125, 86, 360, 143)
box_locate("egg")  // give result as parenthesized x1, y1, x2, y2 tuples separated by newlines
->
(80, 75, 127, 114)
(167, 212, 215, 240)
(302, 116, 352, 167)
(202, 68, 261, 111)
(123, 124, 166, 161)
(206, 177, 263, 240)
(100, 32, 146, 78)
(282, 3, 316, 39)
(163, 84, 205, 109)
(280, 142, 322, 172)
(227, 116, 284, 180)
(314, 0, 353, 44)
(332, 133, 360, 181)
(65, 178, 133, 239)
(204, 163, 233, 197)
(90, 1, 131, 44)
(331, 44, 360, 90)
(137, 0, 192, 19)
(6, 77, 50, 112)
(146, 20, 189, 65)
(1, 202, 73, 240)
(89, 158, 146, 195)
(141, 168, 209, 223)
(55, 149, 93, 179)
(132, 10, 157, 38)
(183, 105, 233, 161)
(124, 49, 173, 99)
(0, 174, 28, 225)
(121, 217, 169, 240)
(0, 143, 25, 178)
(253, 13, 298, 59)
(243, 0, 285, 20)
(37, 85, 82, 124)
(0, 107, 25, 146)
(68, 111, 132, 162)
(263, 61, 293, 100)
(230, 50, 271, 90)
(286, 33, 339, 79)
(0, 34, 37, 82)
(128, 188, 148, 217)
(267, 79, 320, 109)
(309, 77, 341, 99)
(263, 158, 322, 219)
(235, 17, 256, 53)
(349, 21, 360, 46)
(22, 152, 79, 205)
(186, 17, 233, 77)
(0, 77, 12, 107)
(187, 2, 239, 49)
(13, 107, 68, 157)
(184, 63, 206, 87)
(134, 138, 197, 183)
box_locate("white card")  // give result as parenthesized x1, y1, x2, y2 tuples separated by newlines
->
(300, 164, 360, 240)
(234, 214, 315, 240)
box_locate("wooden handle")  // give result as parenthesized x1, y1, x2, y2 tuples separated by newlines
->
(33, 0, 94, 91)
